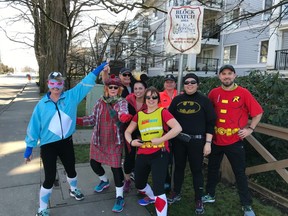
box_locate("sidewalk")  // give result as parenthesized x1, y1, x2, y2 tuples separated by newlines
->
(0, 83, 151, 216)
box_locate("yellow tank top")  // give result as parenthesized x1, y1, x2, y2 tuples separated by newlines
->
(138, 108, 165, 148)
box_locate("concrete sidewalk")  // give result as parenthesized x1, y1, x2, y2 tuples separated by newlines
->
(0, 83, 151, 216)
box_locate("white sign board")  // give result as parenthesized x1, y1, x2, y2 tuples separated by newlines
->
(165, 6, 204, 54)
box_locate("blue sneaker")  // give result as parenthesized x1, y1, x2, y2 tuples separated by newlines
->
(36, 209, 49, 216)
(138, 196, 155, 206)
(242, 205, 255, 216)
(202, 194, 215, 203)
(94, 180, 110, 192)
(112, 196, 125, 213)
(69, 188, 84, 201)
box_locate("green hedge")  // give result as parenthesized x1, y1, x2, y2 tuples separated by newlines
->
(147, 71, 288, 195)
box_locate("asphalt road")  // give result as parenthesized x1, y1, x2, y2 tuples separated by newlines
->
(0, 74, 32, 113)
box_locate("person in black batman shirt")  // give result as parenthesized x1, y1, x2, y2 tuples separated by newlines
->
(168, 73, 216, 215)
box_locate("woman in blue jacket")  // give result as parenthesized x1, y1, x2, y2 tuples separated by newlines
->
(24, 62, 108, 216)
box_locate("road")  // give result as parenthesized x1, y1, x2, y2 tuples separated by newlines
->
(0, 74, 33, 113)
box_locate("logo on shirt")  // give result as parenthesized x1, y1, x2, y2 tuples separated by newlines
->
(142, 119, 158, 125)
(233, 96, 240, 102)
(177, 101, 200, 114)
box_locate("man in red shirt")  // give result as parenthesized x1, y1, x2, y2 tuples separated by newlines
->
(202, 65, 263, 216)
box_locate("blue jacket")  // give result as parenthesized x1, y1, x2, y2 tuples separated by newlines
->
(25, 72, 97, 147)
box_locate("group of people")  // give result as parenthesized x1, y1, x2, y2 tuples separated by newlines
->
(24, 62, 263, 216)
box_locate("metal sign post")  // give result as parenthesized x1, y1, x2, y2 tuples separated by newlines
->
(177, 54, 184, 94)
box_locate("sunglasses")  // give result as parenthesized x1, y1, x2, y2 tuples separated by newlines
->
(122, 73, 132, 77)
(108, 86, 119, 90)
(145, 95, 159, 100)
(184, 80, 197, 85)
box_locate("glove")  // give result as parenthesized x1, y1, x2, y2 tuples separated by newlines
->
(119, 114, 133, 123)
(24, 146, 33, 159)
(76, 117, 83, 126)
(91, 62, 108, 76)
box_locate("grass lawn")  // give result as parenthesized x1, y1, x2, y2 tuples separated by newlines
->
(73, 144, 287, 216)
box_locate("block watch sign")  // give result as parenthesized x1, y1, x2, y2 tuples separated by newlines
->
(165, 6, 203, 54)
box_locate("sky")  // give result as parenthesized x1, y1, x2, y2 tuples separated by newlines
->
(0, 4, 38, 71)
(0, 3, 138, 72)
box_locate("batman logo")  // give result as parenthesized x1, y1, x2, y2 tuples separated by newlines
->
(177, 101, 200, 114)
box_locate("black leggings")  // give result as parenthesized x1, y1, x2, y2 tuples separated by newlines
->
(173, 138, 205, 200)
(41, 136, 76, 189)
(90, 159, 124, 187)
(135, 150, 168, 196)
(123, 142, 136, 174)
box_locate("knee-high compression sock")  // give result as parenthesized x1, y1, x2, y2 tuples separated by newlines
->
(138, 183, 155, 200)
(38, 186, 52, 212)
(116, 186, 124, 198)
(155, 194, 167, 216)
(99, 174, 108, 182)
(67, 176, 78, 191)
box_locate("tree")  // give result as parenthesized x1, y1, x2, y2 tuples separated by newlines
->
(1, 0, 287, 92)
(0, 62, 14, 73)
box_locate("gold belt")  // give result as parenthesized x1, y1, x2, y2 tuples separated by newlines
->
(215, 127, 240, 136)
(140, 141, 165, 148)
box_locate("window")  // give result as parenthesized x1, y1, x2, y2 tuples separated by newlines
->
(150, 32, 156, 43)
(263, 0, 273, 20)
(260, 40, 269, 63)
(224, 8, 240, 30)
(223, 45, 237, 64)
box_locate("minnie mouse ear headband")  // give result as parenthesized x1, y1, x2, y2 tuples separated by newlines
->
(104, 74, 122, 86)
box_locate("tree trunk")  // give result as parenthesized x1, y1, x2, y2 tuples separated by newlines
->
(30, 0, 68, 93)
(45, 0, 67, 92)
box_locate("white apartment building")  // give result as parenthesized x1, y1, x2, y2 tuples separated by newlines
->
(100, 0, 288, 77)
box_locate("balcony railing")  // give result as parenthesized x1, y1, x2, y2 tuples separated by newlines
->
(196, 57, 219, 74)
(202, 0, 223, 9)
(202, 24, 221, 40)
(275, 49, 288, 70)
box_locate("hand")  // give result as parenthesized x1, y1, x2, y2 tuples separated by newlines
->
(238, 128, 253, 139)
(76, 117, 83, 126)
(119, 114, 133, 123)
(91, 62, 108, 76)
(151, 137, 163, 145)
(24, 147, 33, 164)
(203, 143, 211, 156)
(102, 65, 110, 74)
(131, 139, 144, 147)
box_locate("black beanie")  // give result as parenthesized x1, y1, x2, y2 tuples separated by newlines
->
(183, 73, 199, 84)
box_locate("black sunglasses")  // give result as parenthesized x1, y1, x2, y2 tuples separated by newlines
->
(108, 86, 119, 90)
(122, 73, 132, 77)
(184, 80, 197, 85)
(145, 95, 159, 100)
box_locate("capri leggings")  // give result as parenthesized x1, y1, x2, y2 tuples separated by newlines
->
(90, 159, 124, 187)
(135, 150, 168, 196)
(40, 136, 76, 189)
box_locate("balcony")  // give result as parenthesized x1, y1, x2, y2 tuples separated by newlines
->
(274, 49, 288, 70)
(196, 57, 219, 74)
(202, 24, 220, 41)
(202, 0, 223, 9)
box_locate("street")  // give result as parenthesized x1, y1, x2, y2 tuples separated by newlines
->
(0, 73, 35, 113)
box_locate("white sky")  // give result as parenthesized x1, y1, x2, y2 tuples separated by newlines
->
(0, 5, 38, 71)
(0, 3, 137, 72)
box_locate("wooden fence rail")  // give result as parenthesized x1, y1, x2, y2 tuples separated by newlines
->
(220, 122, 288, 208)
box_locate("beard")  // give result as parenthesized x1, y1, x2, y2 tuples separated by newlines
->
(222, 80, 234, 87)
